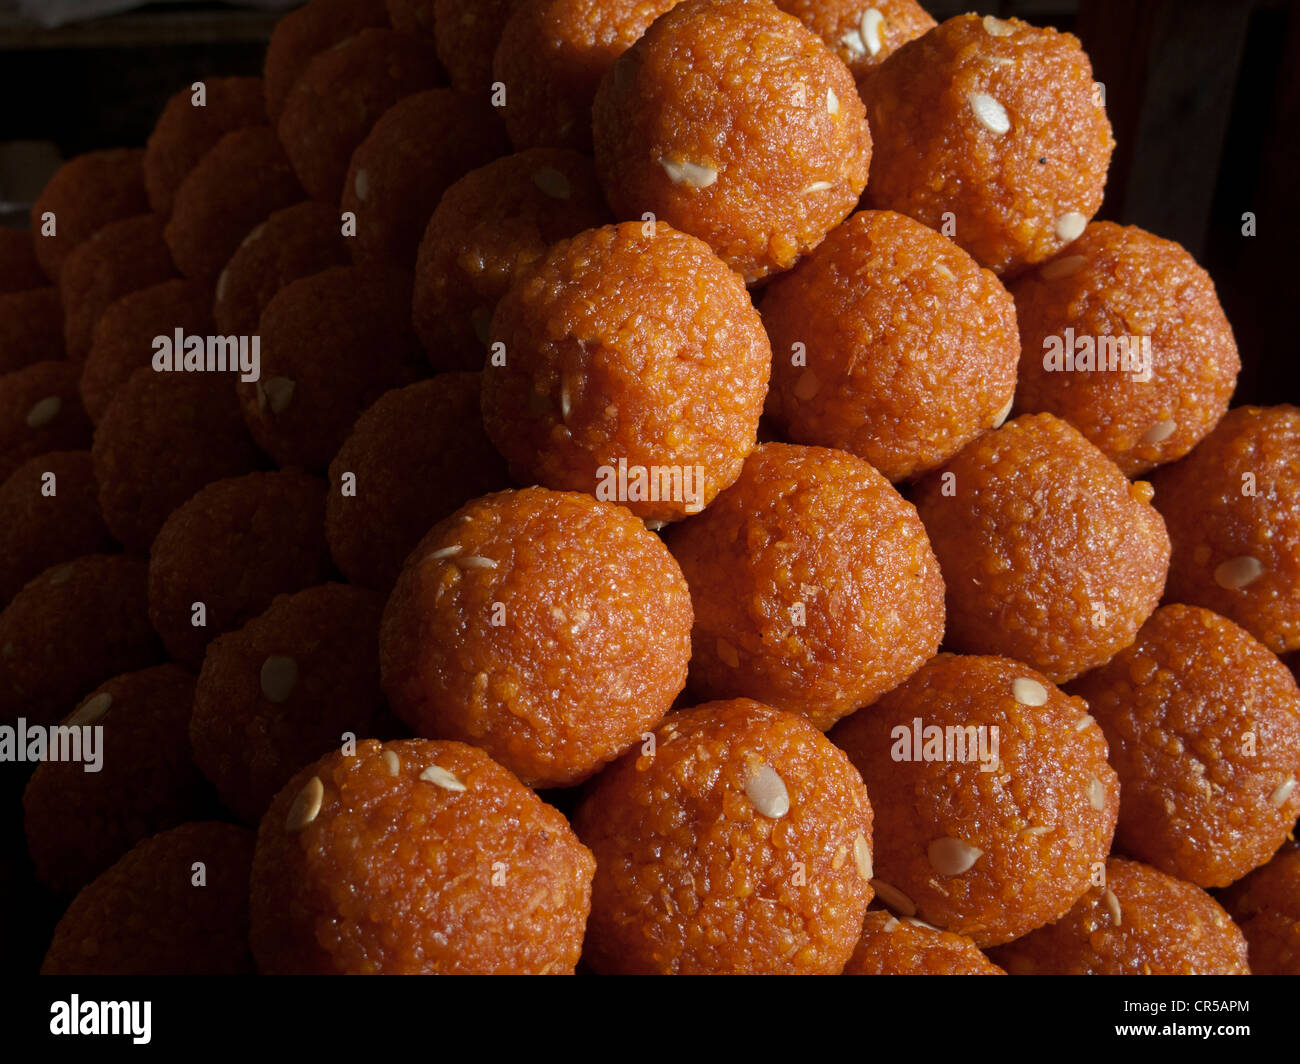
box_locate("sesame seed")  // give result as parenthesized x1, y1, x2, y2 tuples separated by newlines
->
(870, 878, 917, 916)
(1074, 714, 1095, 732)
(803, 180, 833, 193)
(1020, 824, 1051, 837)
(260, 655, 298, 703)
(794, 370, 821, 400)
(983, 14, 1015, 36)
(69, 692, 112, 726)
(1087, 777, 1107, 811)
(659, 157, 717, 188)
(716, 638, 740, 668)
(1102, 888, 1122, 926)
(1214, 556, 1263, 590)
(1142, 419, 1177, 445)
(354, 168, 370, 202)
(1013, 677, 1048, 706)
(968, 92, 1010, 135)
(25, 396, 61, 429)
(426, 544, 464, 561)
(382, 750, 400, 776)
(934, 263, 956, 281)
(744, 763, 790, 818)
(420, 764, 467, 792)
(1270, 777, 1296, 807)
(1055, 212, 1088, 242)
(860, 8, 884, 56)
(532, 167, 571, 200)
(854, 834, 873, 880)
(826, 88, 839, 115)
(285, 776, 323, 831)
(456, 555, 498, 570)
(1039, 254, 1087, 281)
(928, 837, 983, 876)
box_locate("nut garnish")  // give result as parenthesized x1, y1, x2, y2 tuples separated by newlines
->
(382, 750, 400, 776)
(1087, 776, 1106, 811)
(354, 168, 370, 202)
(659, 157, 717, 188)
(285, 776, 324, 831)
(1102, 887, 1122, 925)
(968, 92, 1010, 135)
(532, 167, 571, 200)
(1055, 211, 1087, 242)
(983, 14, 1015, 36)
(420, 764, 467, 792)
(69, 692, 112, 726)
(860, 8, 885, 56)
(744, 763, 790, 819)
(260, 655, 298, 703)
(25, 396, 61, 429)
(853, 834, 873, 880)
(1270, 777, 1296, 808)
(870, 878, 917, 916)
(1040, 254, 1087, 280)
(928, 837, 983, 876)
(1214, 556, 1263, 590)
(1142, 419, 1177, 445)
(1013, 677, 1048, 706)
(456, 555, 499, 570)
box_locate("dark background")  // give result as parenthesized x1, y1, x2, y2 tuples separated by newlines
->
(0, 0, 1297, 972)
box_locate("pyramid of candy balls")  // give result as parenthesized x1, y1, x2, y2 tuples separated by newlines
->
(3, 0, 1297, 976)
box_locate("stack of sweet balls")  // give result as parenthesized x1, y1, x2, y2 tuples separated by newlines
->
(1, 0, 1295, 976)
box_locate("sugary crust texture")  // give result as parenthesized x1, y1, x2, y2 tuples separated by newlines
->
(575, 698, 875, 974)
(379, 486, 692, 787)
(0, 450, 112, 605)
(774, 0, 935, 77)
(263, 0, 390, 122)
(41, 822, 255, 975)
(249, 739, 595, 974)
(341, 88, 506, 267)
(412, 147, 611, 370)
(1012, 222, 1239, 474)
(0, 287, 64, 376)
(81, 278, 214, 424)
(92, 366, 260, 554)
(912, 413, 1170, 682)
(191, 583, 388, 824)
(844, 910, 1006, 975)
(860, 14, 1113, 275)
(1069, 604, 1300, 888)
(143, 76, 266, 216)
(493, 0, 682, 151)
(23, 665, 204, 895)
(831, 653, 1119, 946)
(592, 0, 871, 280)
(434, 0, 523, 93)
(1150, 405, 1300, 655)
(325, 374, 509, 591)
(30, 149, 148, 283)
(146, 471, 330, 667)
(165, 126, 304, 280)
(1219, 842, 1300, 975)
(990, 858, 1251, 975)
(276, 28, 442, 202)
(213, 201, 348, 337)
(0, 554, 162, 726)
(762, 209, 1020, 481)
(482, 221, 771, 521)
(666, 442, 944, 730)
